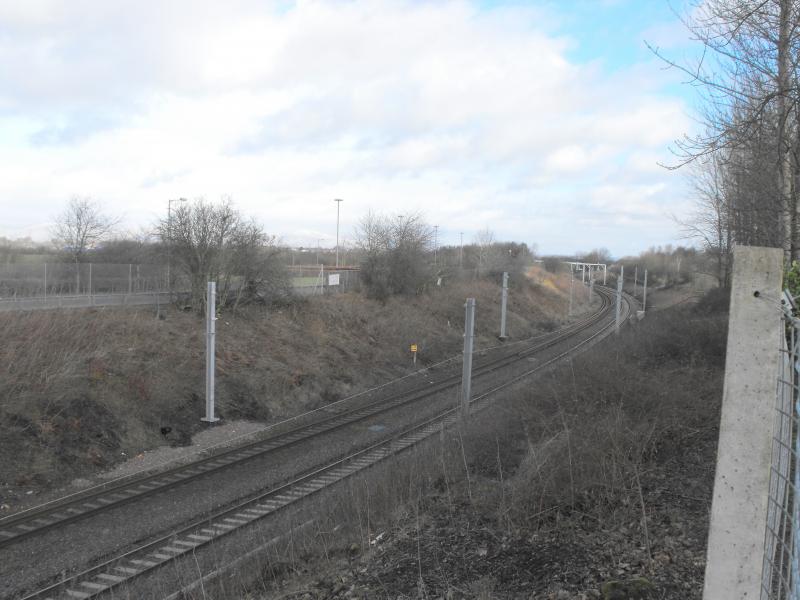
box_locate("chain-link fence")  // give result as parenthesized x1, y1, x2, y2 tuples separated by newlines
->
(0, 262, 169, 297)
(0, 262, 173, 311)
(0, 262, 362, 310)
(762, 292, 800, 600)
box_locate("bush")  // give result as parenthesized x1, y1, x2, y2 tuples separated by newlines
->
(463, 288, 728, 520)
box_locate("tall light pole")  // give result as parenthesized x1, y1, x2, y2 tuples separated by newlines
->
(460, 232, 464, 268)
(434, 225, 439, 266)
(334, 198, 343, 268)
(167, 197, 187, 302)
(316, 238, 323, 265)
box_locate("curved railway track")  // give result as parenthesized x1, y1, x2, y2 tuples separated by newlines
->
(9, 287, 632, 600)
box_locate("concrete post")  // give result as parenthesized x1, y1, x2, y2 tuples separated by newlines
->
(89, 263, 94, 306)
(603, 265, 607, 285)
(642, 269, 648, 312)
(615, 266, 623, 334)
(702, 245, 783, 600)
(202, 282, 220, 423)
(634, 266, 638, 297)
(499, 272, 508, 339)
(589, 274, 594, 305)
(44, 263, 47, 301)
(582, 264, 586, 284)
(461, 298, 476, 419)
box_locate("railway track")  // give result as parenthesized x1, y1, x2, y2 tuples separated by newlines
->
(0, 289, 612, 549)
(10, 287, 631, 600)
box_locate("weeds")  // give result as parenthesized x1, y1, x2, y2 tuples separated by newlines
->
(0, 270, 576, 491)
(233, 289, 727, 598)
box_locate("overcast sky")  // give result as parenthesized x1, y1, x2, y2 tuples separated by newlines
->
(0, 0, 700, 256)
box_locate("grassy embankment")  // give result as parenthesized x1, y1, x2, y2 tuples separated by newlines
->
(0, 267, 580, 498)
(226, 287, 729, 600)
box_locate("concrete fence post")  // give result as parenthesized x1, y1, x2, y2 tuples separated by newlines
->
(702, 245, 783, 600)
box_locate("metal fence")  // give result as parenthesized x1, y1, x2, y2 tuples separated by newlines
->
(0, 262, 169, 298)
(762, 292, 800, 600)
(0, 262, 361, 311)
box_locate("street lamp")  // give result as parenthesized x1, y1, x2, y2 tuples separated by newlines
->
(434, 225, 439, 266)
(334, 198, 343, 267)
(167, 197, 187, 302)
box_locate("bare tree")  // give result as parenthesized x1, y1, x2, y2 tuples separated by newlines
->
(473, 228, 496, 275)
(354, 212, 433, 299)
(582, 248, 612, 264)
(51, 196, 118, 292)
(51, 197, 118, 262)
(651, 0, 800, 258)
(677, 156, 733, 285)
(160, 198, 287, 311)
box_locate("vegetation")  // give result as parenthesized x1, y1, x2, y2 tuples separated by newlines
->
(0, 268, 579, 493)
(657, 0, 800, 282)
(157, 198, 289, 311)
(238, 287, 727, 599)
(354, 212, 434, 300)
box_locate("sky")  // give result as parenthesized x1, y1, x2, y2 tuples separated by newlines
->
(0, 0, 702, 257)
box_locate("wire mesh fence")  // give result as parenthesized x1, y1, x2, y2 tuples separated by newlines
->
(0, 262, 169, 297)
(0, 262, 361, 311)
(762, 292, 800, 600)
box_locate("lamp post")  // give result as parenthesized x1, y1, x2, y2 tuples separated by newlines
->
(167, 197, 187, 302)
(334, 198, 343, 268)
(434, 225, 439, 266)
(316, 238, 323, 265)
(460, 232, 463, 268)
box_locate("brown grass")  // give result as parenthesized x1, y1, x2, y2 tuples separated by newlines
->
(226, 289, 728, 599)
(0, 272, 579, 490)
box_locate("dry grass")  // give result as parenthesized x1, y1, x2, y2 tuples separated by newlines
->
(226, 288, 728, 599)
(467, 293, 727, 526)
(0, 273, 577, 490)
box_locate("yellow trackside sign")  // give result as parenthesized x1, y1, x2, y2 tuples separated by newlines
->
(410, 344, 417, 353)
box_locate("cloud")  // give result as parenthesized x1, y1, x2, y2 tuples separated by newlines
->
(0, 0, 693, 255)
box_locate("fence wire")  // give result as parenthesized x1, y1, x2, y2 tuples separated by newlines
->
(0, 262, 361, 311)
(762, 293, 800, 600)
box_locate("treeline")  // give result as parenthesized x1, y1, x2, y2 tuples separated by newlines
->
(661, 0, 800, 284)
(8, 197, 536, 309)
(543, 246, 709, 288)
(352, 212, 535, 300)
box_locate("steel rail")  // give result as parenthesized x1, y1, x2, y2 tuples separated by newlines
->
(0, 289, 614, 551)
(18, 290, 630, 600)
